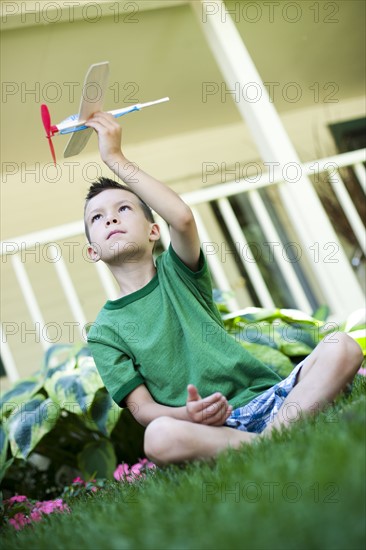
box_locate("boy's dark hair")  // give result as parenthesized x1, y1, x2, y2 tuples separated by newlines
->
(84, 177, 154, 243)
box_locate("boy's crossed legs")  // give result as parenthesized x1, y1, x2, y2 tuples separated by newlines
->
(144, 333, 363, 465)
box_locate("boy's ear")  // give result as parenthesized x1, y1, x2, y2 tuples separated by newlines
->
(87, 244, 101, 263)
(149, 223, 160, 243)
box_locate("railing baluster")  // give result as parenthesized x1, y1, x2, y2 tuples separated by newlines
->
(11, 254, 49, 351)
(48, 245, 87, 338)
(247, 190, 313, 313)
(192, 207, 239, 311)
(216, 198, 275, 308)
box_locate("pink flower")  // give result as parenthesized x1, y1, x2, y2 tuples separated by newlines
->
(114, 459, 156, 483)
(114, 463, 130, 481)
(139, 458, 156, 469)
(34, 498, 69, 515)
(30, 510, 43, 522)
(130, 463, 144, 476)
(73, 476, 84, 484)
(7, 495, 28, 504)
(8, 513, 30, 531)
(115, 463, 142, 482)
(34, 500, 55, 515)
(5, 498, 70, 530)
(358, 367, 366, 376)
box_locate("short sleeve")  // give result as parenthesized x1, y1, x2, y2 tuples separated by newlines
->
(164, 244, 217, 302)
(158, 245, 223, 329)
(168, 244, 208, 278)
(87, 339, 144, 406)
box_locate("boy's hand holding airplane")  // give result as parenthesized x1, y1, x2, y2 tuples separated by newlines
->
(86, 111, 124, 168)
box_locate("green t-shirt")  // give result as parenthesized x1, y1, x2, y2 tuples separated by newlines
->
(87, 245, 281, 409)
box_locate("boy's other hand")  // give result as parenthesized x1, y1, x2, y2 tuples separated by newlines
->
(85, 112, 125, 167)
(186, 384, 233, 426)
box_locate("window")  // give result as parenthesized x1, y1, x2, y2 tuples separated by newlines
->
(329, 117, 366, 153)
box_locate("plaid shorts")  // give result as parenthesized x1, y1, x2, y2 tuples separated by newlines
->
(225, 360, 305, 434)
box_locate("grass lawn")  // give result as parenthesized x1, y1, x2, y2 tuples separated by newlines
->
(2, 376, 366, 550)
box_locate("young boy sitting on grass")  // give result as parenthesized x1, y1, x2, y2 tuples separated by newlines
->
(84, 112, 363, 466)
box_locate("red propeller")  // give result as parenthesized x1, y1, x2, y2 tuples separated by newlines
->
(41, 104, 58, 165)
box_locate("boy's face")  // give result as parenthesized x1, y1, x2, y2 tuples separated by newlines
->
(85, 189, 159, 264)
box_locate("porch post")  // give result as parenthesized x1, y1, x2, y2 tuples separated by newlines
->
(191, 0, 364, 318)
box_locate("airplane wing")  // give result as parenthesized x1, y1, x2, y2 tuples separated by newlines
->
(63, 127, 94, 158)
(64, 61, 110, 158)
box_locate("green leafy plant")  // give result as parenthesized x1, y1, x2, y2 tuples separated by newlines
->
(0, 344, 144, 500)
(221, 306, 366, 378)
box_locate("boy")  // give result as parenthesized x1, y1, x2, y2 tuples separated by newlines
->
(85, 112, 363, 466)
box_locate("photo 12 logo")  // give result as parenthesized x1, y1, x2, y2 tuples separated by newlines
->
(1, 2, 140, 25)
(1, 80, 139, 104)
(200, 2, 340, 25)
(201, 81, 339, 105)
(202, 481, 340, 503)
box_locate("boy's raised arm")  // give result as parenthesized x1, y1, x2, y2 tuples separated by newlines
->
(86, 112, 201, 271)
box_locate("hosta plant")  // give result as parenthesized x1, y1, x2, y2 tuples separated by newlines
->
(220, 305, 365, 378)
(0, 344, 144, 500)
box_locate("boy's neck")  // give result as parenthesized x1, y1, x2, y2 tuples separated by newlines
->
(108, 256, 157, 299)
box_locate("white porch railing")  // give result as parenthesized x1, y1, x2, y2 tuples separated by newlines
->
(1, 148, 365, 382)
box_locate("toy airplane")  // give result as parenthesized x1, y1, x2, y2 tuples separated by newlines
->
(40, 61, 169, 164)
